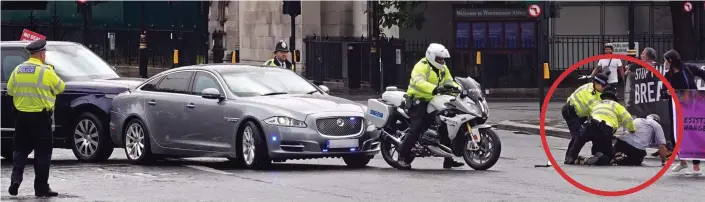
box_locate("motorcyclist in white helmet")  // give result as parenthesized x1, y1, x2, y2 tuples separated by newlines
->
(396, 43, 464, 170)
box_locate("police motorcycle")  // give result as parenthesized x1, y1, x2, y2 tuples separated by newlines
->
(365, 77, 501, 170)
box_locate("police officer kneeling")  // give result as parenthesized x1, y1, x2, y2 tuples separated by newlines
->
(565, 88, 635, 166)
(7, 40, 64, 197)
(613, 114, 670, 166)
(263, 40, 295, 71)
(562, 73, 609, 163)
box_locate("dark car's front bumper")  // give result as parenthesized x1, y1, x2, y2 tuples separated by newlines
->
(262, 123, 381, 160)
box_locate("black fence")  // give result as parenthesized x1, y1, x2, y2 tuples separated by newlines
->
(303, 35, 405, 92)
(1, 24, 207, 68)
(548, 34, 675, 87)
(303, 34, 675, 90)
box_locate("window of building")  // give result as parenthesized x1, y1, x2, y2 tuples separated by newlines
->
(504, 22, 518, 49)
(472, 23, 486, 49)
(455, 22, 470, 49)
(488, 22, 503, 49)
(520, 22, 534, 48)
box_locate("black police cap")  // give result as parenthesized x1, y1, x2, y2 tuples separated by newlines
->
(600, 88, 619, 101)
(593, 73, 609, 85)
(275, 40, 289, 52)
(26, 39, 47, 53)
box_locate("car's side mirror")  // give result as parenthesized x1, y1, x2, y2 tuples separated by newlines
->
(201, 88, 223, 100)
(318, 85, 330, 94)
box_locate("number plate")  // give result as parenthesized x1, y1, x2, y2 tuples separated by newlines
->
(327, 139, 359, 148)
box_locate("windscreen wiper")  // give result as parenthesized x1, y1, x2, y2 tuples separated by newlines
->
(306, 90, 319, 94)
(261, 92, 288, 96)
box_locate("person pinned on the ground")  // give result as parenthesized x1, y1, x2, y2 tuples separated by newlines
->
(612, 114, 670, 166)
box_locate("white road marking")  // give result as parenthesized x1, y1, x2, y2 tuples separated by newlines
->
(183, 165, 233, 175)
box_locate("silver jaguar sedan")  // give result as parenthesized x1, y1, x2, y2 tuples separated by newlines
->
(109, 64, 380, 169)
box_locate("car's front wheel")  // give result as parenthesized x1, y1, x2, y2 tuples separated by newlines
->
(71, 112, 113, 162)
(236, 121, 270, 170)
(343, 155, 372, 168)
(123, 119, 154, 165)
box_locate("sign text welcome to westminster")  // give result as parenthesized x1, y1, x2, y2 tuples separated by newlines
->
(455, 8, 530, 18)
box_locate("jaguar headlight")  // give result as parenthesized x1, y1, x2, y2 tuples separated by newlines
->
(264, 116, 307, 128)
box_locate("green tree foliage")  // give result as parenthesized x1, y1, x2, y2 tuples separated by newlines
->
(366, 1, 427, 32)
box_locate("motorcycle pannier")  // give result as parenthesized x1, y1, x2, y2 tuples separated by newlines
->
(365, 99, 394, 128)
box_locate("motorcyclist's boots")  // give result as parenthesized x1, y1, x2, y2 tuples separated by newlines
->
(443, 158, 464, 168)
(396, 158, 412, 170)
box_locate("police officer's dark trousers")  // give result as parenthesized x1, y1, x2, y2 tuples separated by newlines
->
(11, 110, 53, 190)
(562, 103, 590, 158)
(398, 101, 433, 161)
(567, 118, 614, 165)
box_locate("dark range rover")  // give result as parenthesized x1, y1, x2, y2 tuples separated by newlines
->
(1, 41, 144, 162)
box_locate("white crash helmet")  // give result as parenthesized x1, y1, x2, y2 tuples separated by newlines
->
(425, 43, 450, 69)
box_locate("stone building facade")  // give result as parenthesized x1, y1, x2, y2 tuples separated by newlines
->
(207, 1, 372, 73)
(206, 1, 676, 86)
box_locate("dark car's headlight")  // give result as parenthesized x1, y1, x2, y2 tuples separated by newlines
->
(103, 94, 118, 99)
(264, 116, 307, 128)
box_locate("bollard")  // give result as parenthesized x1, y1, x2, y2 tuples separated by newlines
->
(543, 63, 550, 79)
(138, 31, 148, 78)
(231, 49, 240, 63)
(173, 49, 179, 68)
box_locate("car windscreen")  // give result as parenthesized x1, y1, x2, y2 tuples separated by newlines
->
(45, 44, 119, 81)
(220, 68, 319, 97)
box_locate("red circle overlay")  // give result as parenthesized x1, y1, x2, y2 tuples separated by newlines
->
(540, 54, 684, 196)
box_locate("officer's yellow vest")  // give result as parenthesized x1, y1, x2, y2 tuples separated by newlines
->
(566, 83, 602, 118)
(591, 100, 636, 132)
(406, 58, 458, 102)
(7, 58, 66, 112)
(263, 59, 295, 71)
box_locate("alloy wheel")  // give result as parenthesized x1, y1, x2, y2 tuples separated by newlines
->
(125, 123, 145, 160)
(242, 126, 256, 165)
(73, 119, 99, 157)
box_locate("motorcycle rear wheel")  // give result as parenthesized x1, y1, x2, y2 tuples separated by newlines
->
(463, 128, 502, 170)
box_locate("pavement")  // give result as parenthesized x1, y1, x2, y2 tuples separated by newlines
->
(2, 129, 703, 201)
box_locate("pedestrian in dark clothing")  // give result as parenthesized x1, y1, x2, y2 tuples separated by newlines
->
(660, 49, 705, 175)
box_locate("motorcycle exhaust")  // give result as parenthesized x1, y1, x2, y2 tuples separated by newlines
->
(427, 145, 454, 158)
(382, 130, 402, 146)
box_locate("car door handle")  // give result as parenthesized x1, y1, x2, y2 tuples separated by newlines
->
(147, 100, 157, 106)
(186, 103, 195, 109)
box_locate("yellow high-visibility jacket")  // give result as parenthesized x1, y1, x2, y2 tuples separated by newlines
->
(263, 58, 295, 72)
(591, 100, 636, 133)
(567, 83, 602, 118)
(7, 58, 65, 112)
(406, 58, 459, 102)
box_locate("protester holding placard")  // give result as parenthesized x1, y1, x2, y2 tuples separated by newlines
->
(661, 50, 705, 175)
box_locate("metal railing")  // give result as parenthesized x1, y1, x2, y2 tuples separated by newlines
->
(2, 24, 206, 68)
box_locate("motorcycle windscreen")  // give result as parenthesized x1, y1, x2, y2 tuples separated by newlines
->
(455, 77, 484, 102)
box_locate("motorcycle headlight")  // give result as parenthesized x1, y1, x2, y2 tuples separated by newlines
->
(264, 116, 307, 128)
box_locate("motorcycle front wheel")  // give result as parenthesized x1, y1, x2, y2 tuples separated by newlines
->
(462, 128, 502, 170)
(380, 129, 415, 169)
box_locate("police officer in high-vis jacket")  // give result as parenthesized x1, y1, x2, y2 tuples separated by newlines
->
(562, 73, 609, 164)
(396, 43, 465, 170)
(566, 88, 635, 166)
(263, 40, 295, 72)
(7, 40, 64, 197)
